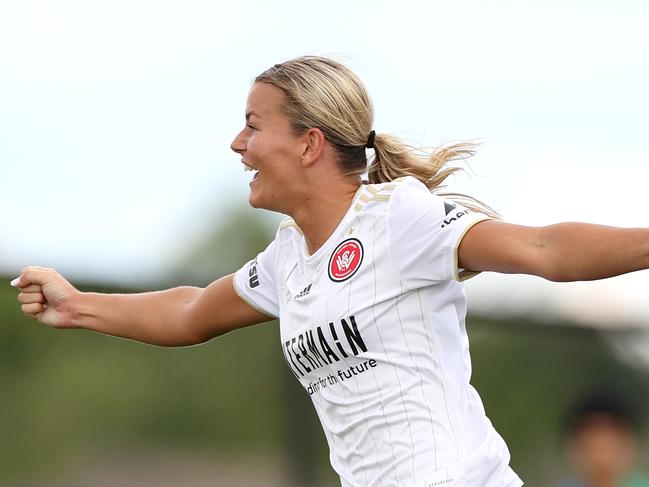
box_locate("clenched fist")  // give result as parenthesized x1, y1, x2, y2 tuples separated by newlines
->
(11, 266, 80, 328)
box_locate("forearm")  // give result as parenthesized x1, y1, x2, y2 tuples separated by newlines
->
(541, 223, 649, 281)
(71, 287, 204, 347)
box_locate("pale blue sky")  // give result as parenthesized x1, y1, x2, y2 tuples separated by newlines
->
(1, 0, 648, 324)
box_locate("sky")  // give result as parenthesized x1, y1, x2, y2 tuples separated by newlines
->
(1, 0, 648, 327)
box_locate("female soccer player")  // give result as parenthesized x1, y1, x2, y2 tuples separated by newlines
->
(11, 56, 649, 487)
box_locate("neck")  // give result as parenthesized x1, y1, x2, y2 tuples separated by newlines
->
(290, 181, 361, 255)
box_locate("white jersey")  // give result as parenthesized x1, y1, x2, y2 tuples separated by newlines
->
(234, 176, 523, 487)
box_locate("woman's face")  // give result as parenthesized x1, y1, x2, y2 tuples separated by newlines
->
(230, 82, 306, 213)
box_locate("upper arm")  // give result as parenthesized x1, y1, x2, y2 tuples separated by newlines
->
(457, 220, 548, 277)
(186, 274, 275, 343)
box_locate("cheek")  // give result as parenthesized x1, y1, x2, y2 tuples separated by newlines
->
(247, 133, 274, 161)
(257, 128, 300, 156)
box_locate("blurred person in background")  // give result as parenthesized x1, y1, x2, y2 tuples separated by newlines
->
(10, 56, 649, 487)
(558, 393, 649, 487)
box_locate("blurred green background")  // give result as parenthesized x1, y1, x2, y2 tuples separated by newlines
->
(2, 207, 649, 486)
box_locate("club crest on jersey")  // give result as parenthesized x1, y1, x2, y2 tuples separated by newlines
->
(328, 238, 364, 282)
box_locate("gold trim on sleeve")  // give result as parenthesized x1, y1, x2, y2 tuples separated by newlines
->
(453, 215, 493, 282)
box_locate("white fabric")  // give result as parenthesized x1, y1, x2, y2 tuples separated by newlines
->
(234, 176, 523, 487)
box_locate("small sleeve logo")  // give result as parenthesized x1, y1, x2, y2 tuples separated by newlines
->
(328, 239, 364, 282)
(441, 200, 471, 228)
(248, 258, 260, 288)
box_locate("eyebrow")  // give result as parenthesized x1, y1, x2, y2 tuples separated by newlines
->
(245, 111, 260, 121)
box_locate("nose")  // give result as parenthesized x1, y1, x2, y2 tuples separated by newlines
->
(230, 129, 246, 154)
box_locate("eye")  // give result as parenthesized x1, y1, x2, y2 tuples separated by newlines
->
(247, 124, 257, 132)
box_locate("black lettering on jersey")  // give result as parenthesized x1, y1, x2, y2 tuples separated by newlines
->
(291, 336, 311, 373)
(329, 322, 349, 358)
(441, 209, 470, 229)
(305, 330, 326, 367)
(248, 258, 260, 288)
(282, 316, 368, 378)
(298, 334, 319, 370)
(341, 316, 368, 355)
(317, 326, 340, 363)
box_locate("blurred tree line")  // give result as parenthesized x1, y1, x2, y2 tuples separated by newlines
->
(2, 204, 649, 486)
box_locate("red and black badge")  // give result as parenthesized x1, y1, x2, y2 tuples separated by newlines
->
(328, 238, 364, 282)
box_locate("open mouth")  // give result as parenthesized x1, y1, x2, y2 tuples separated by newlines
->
(243, 162, 259, 180)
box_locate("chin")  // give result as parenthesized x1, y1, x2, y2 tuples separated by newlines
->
(248, 191, 285, 214)
(248, 192, 270, 211)
(248, 194, 262, 209)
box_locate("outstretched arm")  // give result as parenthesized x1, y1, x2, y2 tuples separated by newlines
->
(13, 267, 274, 347)
(458, 220, 649, 282)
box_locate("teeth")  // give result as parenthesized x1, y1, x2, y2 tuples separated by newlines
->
(244, 164, 254, 172)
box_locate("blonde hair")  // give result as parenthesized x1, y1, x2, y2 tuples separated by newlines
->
(255, 56, 498, 218)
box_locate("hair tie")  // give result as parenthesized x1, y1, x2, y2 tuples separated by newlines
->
(365, 130, 376, 149)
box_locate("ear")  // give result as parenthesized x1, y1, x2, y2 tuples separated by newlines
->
(300, 128, 326, 167)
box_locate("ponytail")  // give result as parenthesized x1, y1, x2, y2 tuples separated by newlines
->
(368, 136, 500, 219)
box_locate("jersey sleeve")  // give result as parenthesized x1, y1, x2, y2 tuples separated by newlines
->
(388, 177, 493, 286)
(233, 236, 280, 319)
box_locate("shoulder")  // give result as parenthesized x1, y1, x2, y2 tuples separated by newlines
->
(387, 175, 449, 216)
(353, 178, 403, 211)
(353, 176, 440, 214)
